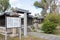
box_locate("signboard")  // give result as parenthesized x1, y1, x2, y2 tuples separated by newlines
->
(6, 17, 21, 28)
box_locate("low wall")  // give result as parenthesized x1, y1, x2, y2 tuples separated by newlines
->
(0, 27, 12, 35)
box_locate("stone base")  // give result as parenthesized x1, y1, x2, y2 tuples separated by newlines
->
(9, 34, 18, 37)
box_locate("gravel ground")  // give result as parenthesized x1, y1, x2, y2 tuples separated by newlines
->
(28, 32, 60, 40)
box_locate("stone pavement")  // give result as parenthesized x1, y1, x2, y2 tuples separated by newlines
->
(28, 32, 60, 40)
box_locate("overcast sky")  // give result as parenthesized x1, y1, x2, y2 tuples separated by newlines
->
(9, 0, 42, 15)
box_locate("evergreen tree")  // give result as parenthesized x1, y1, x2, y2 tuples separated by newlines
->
(0, 0, 10, 12)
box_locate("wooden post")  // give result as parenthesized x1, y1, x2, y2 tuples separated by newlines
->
(5, 17, 7, 40)
(18, 17, 21, 39)
(5, 28, 7, 40)
(12, 28, 16, 37)
(24, 13, 27, 37)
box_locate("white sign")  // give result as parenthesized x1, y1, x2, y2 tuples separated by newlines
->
(6, 17, 21, 28)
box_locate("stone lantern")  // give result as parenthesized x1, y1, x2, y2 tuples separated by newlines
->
(33, 16, 39, 29)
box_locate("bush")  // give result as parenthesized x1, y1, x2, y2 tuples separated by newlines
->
(31, 25, 35, 30)
(45, 13, 60, 25)
(42, 21, 57, 34)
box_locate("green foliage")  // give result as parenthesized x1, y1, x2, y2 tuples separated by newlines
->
(0, 0, 10, 12)
(34, 0, 57, 16)
(45, 13, 60, 25)
(31, 26, 35, 29)
(34, 0, 48, 16)
(34, 1, 43, 8)
(42, 13, 60, 34)
(33, 29, 37, 32)
(34, 0, 49, 9)
(42, 21, 57, 34)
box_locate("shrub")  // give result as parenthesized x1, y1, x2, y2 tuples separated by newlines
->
(31, 26, 35, 29)
(45, 13, 60, 25)
(42, 21, 57, 34)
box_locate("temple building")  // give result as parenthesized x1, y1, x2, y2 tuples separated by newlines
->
(0, 8, 44, 27)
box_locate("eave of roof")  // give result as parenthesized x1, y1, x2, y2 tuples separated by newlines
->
(15, 8, 31, 14)
(0, 8, 31, 16)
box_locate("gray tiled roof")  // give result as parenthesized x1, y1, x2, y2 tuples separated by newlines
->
(14, 8, 31, 14)
(0, 8, 31, 16)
